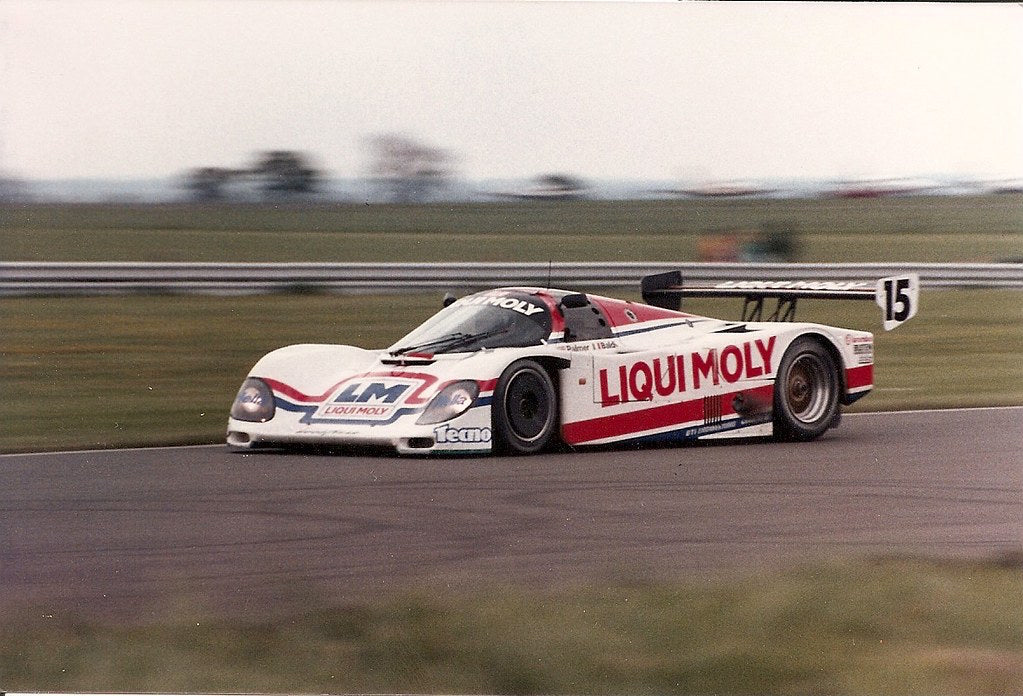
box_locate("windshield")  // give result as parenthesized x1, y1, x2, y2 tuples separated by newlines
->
(390, 291, 552, 355)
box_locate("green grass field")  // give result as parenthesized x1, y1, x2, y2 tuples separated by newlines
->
(3, 195, 1021, 262)
(3, 556, 1020, 694)
(3, 289, 1021, 453)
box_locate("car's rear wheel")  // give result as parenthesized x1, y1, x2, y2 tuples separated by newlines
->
(773, 337, 840, 442)
(493, 359, 558, 454)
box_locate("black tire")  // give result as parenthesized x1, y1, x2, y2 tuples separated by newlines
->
(493, 359, 559, 454)
(773, 337, 840, 442)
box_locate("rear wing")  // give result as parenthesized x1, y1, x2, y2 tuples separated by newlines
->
(641, 271, 919, 331)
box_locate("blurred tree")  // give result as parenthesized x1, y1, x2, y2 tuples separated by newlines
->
(367, 134, 453, 203)
(755, 220, 800, 261)
(185, 167, 236, 202)
(0, 174, 32, 202)
(251, 150, 321, 199)
(531, 173, 586, 200)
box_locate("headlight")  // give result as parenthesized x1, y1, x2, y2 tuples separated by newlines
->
(416, 380, 479, 425)
(230, 378, 276, 422)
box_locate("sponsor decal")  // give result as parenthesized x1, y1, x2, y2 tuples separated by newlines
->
(315, 378, 416, 421)
(267, 372, 442, 426)
(599, 338, 776, 406)
(333, 381, 410, 403)
(433, 424, 492, 444)
(455, 293, 545, 316)
(237, 388, 268, 407)
(716, 280, 872, 291)
(656, 412, 773, 441)
(851, 339, 873, 365)
(319, 404, 393, 417)
(691, 421, 733, 437)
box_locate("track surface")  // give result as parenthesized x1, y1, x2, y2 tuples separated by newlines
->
(2, 408, 1020, 620)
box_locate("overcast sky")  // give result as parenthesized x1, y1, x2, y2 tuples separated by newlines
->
(2, 1, 1021, 182)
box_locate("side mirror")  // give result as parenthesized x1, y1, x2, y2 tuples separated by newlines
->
(442, 292, 457, 307)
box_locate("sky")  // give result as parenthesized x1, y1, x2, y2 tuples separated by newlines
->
(1, 0, 1021, 182)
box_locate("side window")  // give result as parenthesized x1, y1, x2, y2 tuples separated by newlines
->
(561, 298, 613, 342)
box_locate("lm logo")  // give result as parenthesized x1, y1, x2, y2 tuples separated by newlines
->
(315, 379, 419, 421)
(334, 381, 410, 404)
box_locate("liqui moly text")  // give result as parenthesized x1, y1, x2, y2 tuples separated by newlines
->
(599, 337, 776, 406)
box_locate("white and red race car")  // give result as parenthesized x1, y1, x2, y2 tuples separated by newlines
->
(227, 271, 918, 455)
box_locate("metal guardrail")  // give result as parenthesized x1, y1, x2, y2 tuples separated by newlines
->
(1, 261, 1021, 296)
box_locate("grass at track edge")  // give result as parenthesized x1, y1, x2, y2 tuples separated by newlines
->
(2, 554, 1020, 694)
(3, 289, 1021, 453)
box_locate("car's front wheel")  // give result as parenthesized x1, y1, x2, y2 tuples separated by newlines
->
(773, 337, 840, 442)
(493, 359, 558, 454)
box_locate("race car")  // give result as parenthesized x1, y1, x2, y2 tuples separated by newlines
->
(227, 271, 918, 455)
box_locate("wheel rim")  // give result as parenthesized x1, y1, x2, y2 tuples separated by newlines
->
(785, 353, 833, 424)
(504, 369, 553, 442)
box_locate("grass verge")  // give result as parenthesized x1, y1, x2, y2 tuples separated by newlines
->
(3, 196, 1021, 262)
(2, 555, 1020, 694)
(2, 289, 1021, 453)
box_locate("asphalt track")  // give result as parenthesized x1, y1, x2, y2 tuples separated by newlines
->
(1, 407, 1020, 620)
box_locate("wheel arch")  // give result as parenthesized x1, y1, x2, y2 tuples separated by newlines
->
(527, 355, 572, 383)
(491, 356, 566, 454)
(792, 330, 847, 398)
(772, 331, 845, 441)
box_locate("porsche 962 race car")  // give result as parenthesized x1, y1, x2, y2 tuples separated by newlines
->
(227, 271, 919, 455)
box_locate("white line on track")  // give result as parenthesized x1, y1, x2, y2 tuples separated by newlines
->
(0, 443, 223, 458)
(3, 405, 1020, 458)
(844, 404, 1023, 417)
